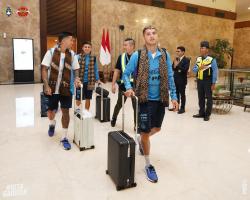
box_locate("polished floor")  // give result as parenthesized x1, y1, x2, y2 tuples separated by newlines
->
(0, 79, 250, 200)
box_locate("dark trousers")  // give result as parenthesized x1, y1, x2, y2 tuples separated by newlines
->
(112, 88, 136, 126)
(197, 79, 213, 116)
(175, 80, 186, 110)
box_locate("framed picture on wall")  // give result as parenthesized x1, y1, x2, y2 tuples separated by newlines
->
(12, 38, 34, 83)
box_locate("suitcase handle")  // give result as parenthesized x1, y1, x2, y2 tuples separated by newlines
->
(97, 83, 104, 121)
(74, 84, 84, 118)
(122, 93, 139, 141)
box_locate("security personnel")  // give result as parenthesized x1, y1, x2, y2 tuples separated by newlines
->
(111, 38, 136, 128)
(172, 46, 190, 114)
(193, 41, 218, 121)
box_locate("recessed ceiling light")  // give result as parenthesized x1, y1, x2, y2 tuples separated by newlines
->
(248, 7, 250, 10)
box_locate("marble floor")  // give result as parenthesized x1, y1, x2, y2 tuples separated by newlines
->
(0, 79, 250, 200)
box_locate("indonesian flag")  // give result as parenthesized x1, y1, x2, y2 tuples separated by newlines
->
(105, 29, 111, 65)
(99, 29, 111, 66)
(99, 29, 107, 66)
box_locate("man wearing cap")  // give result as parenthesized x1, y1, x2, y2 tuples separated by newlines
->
(192, 41, 218, 121)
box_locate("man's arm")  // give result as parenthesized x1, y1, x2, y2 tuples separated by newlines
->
(41, 65, 51, 95)
(41, 50, 52, 95)
(72, 54, 81, 87)
(180, 58, 190, 73)
(166, 52, 177, 101)
(123, 51, 138, 90)
(123, 51, 138, 97)
(211, 59, 218, 84)
(166, 52, 178, 111)
(193, 65, 198, 73)
(94, 58, 100, 81)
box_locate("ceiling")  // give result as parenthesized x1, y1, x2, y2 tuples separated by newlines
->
(236, 0, 250, 15)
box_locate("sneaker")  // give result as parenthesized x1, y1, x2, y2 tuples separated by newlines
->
(137, 135, 144, 155)
(48, 125, 55, 137)
(60, 138, 71, 150)
(111, 118, 116, 127)
(145, 165, 158, 183)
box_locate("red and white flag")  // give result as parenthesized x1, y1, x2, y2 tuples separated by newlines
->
(105, 29, 111, 65)
(99, 29, 107, 66)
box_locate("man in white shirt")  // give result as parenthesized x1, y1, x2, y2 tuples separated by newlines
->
(41, 32, 81, 150)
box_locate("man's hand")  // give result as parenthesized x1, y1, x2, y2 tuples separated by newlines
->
(74, 77, 81, 88)
(124, 89, 135, 97)
(173, 59, 179, 68)
(171, 100, 179, 112)
(211, 84, 215, 91)
(111, 84, 116, 94)
(199, 64, 206, 70)
(44, 84, 52, 96)
(96, 80, 102, 85)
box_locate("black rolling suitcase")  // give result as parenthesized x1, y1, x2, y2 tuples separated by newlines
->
(95, 86, 109, 98)
(95, 85, 110, 122)
(106, 95, 138, 191)
(40, 92, 49, 117)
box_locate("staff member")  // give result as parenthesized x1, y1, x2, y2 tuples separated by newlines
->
(172, 46, 190, 114)
(193, 41, 218, 121)
(111, 38, 136, 129)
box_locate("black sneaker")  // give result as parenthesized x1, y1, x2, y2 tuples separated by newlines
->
(111, 118, 116, 127)
(193, 114, 204, 118)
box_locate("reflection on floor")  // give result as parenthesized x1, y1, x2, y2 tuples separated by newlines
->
(15, 97, 34, 128)
(0, 79, 249, 200)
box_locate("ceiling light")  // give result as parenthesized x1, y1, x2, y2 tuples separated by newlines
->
(248, 7, 250, 10)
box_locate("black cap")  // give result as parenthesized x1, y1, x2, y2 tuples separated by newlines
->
(200, 41, 209, 49)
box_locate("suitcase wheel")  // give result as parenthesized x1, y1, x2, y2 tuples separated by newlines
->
(105, 170, 109, 175)
(90, 145, 95, 149)
(131, 183, 137, 187)
(79, 147, 86, 151)
(116, 186, 123, 191)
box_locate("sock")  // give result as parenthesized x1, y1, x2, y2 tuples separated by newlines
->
(145, 155, 151, 167)
(49, 119, 56, 126)
(62, 128, 68, 139)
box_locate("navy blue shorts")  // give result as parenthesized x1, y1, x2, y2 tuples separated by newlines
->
(139, 101, 165, 134)
(76, 83, 93, 100)
(48, 94, 72, 110)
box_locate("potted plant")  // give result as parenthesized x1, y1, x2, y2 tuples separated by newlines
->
(210, 39, 233, 69)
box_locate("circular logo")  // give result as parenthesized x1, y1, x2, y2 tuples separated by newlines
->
(5, 6, 12, 17)
(16, 6, 30, 17)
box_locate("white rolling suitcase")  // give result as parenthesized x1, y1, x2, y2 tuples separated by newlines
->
(73, 84, 95, 151)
